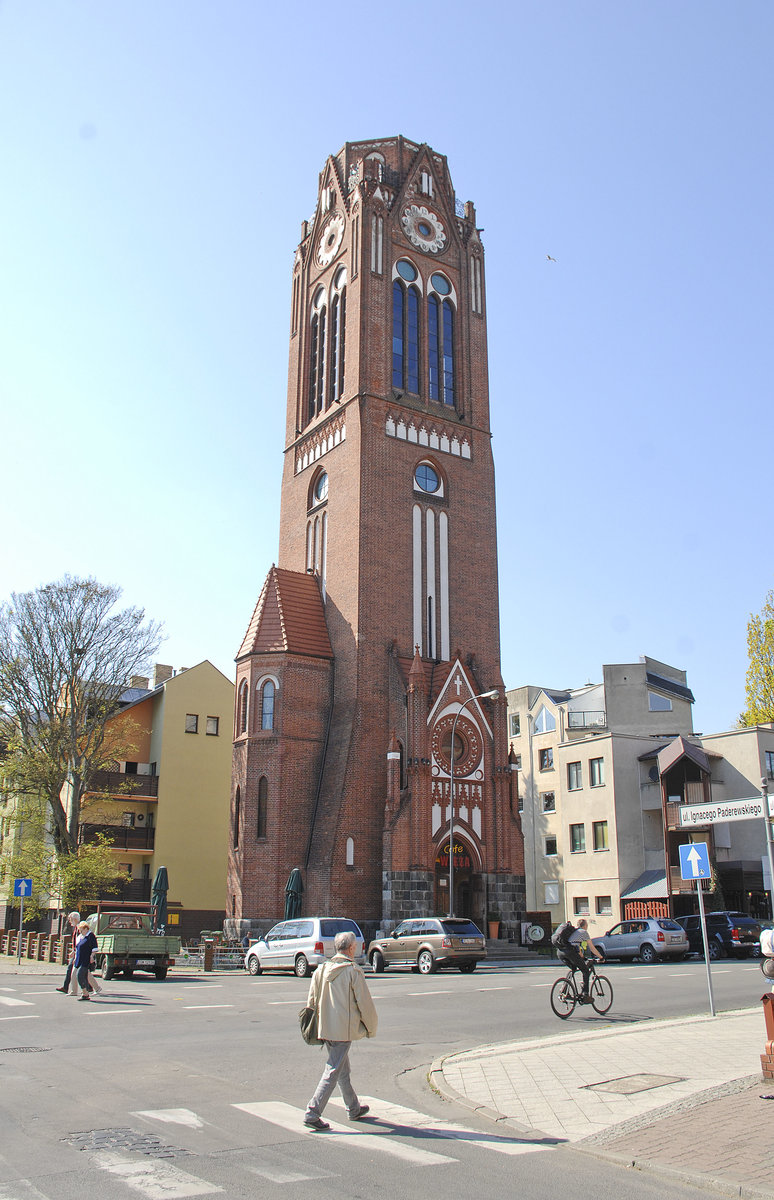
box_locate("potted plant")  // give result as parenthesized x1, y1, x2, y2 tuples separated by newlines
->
(487, 909, 501, 939)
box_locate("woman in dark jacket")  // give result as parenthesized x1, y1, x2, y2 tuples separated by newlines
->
(74, 922, 99, 1001)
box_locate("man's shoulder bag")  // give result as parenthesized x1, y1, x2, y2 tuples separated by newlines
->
(298, 1003, 323, 1045)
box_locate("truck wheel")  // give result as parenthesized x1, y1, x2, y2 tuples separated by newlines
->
(154, 965, 168, 980)
(103, 957, 116, 981)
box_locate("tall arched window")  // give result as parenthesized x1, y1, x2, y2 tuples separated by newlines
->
(257, 777, 267, 839)
(428, 295, 455, 406)
(238, 681, 248, 735)
(308, 288, 327, 421)
(261, 680, 275, 731)
(233, 787, 241, 850)
(392, 280, 420, 393)
(329, 269, 346, 405)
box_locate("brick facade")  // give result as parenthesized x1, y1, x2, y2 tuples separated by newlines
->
(230, 137, 525, 935)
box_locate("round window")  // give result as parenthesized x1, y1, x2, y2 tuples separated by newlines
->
(333, 266, 346, 290)
(414, 463, 440, 493)
(396, 260, 418, 282)
(312, 287, 325, 311)
(314, 472, 329, 503)
(431, 273, 451, 295)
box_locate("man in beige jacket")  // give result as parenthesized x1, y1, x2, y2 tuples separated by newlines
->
(304, 929, 378, 1130)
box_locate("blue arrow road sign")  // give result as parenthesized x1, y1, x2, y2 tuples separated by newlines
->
(13, 878, 33, 898)
(679, 842, 710, 880)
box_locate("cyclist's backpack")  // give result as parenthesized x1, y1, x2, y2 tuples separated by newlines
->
(551, 920, 575, 949)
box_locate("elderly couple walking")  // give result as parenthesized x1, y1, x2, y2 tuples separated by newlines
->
(303, 929, 378, 1131)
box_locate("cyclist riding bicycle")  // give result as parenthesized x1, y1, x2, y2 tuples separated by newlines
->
(558, 918, 604, 1003)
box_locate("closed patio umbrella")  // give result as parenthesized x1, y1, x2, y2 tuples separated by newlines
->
(151, 866, 169, 931)
(284, 867, 303, 920)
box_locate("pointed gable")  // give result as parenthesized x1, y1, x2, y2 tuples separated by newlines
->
(237, 567, 333, 661)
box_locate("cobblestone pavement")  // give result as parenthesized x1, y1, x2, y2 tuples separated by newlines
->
(432, 1007, 774, 1198)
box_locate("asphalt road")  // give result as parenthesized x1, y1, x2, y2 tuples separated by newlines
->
(0, 958, 762, 1199)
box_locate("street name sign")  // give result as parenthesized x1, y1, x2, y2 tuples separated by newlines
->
(13, 878, 32, 898)
(679, 841, 711, 880)
(679, 796, 772, 827)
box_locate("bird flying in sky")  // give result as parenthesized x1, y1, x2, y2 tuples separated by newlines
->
(546, 254, 557, 262)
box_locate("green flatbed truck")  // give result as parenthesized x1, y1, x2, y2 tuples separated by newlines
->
(86, 911, 181, 980)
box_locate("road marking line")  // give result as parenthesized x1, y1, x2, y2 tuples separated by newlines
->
(406, 990, 453, 996)
(0, 995, 34, 1007)
(86, 1007, 145, 1014)
(182, 985, 224, 990)
(331, 1097, 553, 1157)
(91, 1149, 222, 1198)
(477, 986, 511, 991)
(245, 1160, 336, 1184)
(667, 972, 695, 976)
(182, 1005, 233, 1010)
(0, 1014, 39, 1021)
(233, 1102, 456, 1165)
(266, 1000, 305, 1006)
(133, 1109, 206, 1130)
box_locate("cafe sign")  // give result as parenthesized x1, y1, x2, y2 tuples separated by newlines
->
(435, 839, 472, 870)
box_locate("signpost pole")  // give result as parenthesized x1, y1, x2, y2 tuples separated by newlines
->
(761, 778, 774, 921)
(17, 893, 24, 966)
(679, 843, 715, 1017)
(695, 872, 716, 1017)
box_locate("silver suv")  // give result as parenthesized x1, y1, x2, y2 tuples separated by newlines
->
(244, 917, 365, 978)
(594, 917, 689, 963)
(367, 918, 486, 974)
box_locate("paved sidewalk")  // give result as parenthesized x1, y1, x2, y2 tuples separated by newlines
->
(432, 1005, 774, 1197)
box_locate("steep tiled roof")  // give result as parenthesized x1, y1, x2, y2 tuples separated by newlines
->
(237, 567, 333, 660)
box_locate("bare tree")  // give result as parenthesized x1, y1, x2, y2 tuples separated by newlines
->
(0, 576, 163, 857)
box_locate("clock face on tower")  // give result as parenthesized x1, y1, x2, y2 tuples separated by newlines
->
(317, 214, 345, 266)
(401, 204, 446, 254)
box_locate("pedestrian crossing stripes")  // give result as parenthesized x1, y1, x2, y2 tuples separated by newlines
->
(233, 1101, 456, 1165)
(327, 1096, 554, 1156)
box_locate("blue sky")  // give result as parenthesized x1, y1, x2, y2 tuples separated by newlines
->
(1, 2, 771, 735)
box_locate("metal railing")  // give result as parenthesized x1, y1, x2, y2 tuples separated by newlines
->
(80, 823, 155, 851)
(89, 770, 159, 797)
(567, 710, 607, 729)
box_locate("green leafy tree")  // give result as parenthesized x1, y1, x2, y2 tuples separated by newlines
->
(0, 575, 162, 860)
(740, 590, 774, 726)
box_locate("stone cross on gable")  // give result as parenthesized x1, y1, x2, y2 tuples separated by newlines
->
(455, 675, 463, 696)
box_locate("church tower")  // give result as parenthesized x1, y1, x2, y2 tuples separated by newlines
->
(229, 137, 524, 933)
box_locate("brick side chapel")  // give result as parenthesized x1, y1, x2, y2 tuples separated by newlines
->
(229, 136, 525, 934)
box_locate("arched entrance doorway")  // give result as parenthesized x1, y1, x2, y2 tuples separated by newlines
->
(435, 834, 479, 918)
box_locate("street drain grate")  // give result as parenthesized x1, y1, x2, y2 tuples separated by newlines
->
(62, 1128, 192, 1158)
(583, 1073, 685, 1095)
(0, 1046, 51, 1054)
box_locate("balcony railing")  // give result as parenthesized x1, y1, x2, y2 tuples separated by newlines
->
(109, 878, 152, 903)
(80, 823, 155, 851)
(567, 710, 606, 729)
(89, 770, 159, 798)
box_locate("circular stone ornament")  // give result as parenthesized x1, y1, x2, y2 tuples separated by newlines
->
(401, 204, 446, 254)
(317, 214, 345, 267)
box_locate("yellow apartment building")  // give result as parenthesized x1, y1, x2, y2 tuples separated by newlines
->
(79, 661, 234, 939)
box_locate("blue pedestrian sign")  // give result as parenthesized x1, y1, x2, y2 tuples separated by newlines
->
(679, 842, 710, 880)
(13, 878, 33, 898)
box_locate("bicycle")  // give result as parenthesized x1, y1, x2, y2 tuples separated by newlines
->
(550, 959, 614, 1019)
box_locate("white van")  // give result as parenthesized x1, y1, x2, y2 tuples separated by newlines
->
(244, 917, 366, 978)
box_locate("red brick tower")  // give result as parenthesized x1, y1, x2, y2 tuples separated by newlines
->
(229, 137, 524, 933)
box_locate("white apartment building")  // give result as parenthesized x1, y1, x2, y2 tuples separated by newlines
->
(506, 656, 694, 933)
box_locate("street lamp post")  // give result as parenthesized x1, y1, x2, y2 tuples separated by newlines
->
(448, 688, 499, 919)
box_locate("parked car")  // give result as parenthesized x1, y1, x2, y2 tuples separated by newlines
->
(676, 911, 761, 959)
(367, 918, 486, 974)
(593, 917, 689, 963)
(244, 918, 365, 978)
